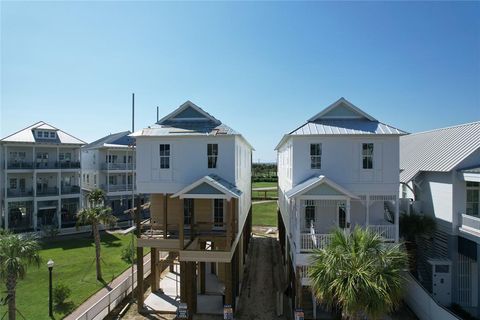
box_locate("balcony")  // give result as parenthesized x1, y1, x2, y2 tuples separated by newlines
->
(7, 188, 34, 198)
(7, 162, 34, 169)
(57, 161, 80, 169)
(461, 214, 480, 234)
(37, 187, 59, 197)
(101, 184, 135, 193)
(100, 163, 135, 170)
(300, 224, 396, 252)
(61, 185, 81, 195)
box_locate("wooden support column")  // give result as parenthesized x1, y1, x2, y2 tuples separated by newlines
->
(295, 267, 302, 308)
(135, 201, 144, 312)
(200, 241, 206, 294)
(180, 261, 187, 302)
(179, 199, 185, 250)
(225, 262, 233, 305)
(163, 194, 168, 238)
(151, 248, 159, 292)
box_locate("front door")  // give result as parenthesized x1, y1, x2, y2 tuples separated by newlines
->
(338, 204, 348, 230)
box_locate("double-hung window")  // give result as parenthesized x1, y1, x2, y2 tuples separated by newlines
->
(213, 199, 224, 228)
(208, 144, 218, 169)
(310, 144, 322, 169)
(160, 144, 170, 169)
(362, 143, 374, 169)
(9, 178, 17, 189)
(184, 199, 194, 225)
(466, 181, 479, 217)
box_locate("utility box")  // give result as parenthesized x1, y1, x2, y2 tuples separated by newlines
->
(428, 259, 452, 306)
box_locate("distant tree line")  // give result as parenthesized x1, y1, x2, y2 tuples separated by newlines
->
(252, 163, 277, 182)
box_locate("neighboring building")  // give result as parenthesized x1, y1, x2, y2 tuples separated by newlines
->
(276, 98, 406, 318)
(400, 121, 480, 317)
(0, 121, 85, 233)
(131, 101, 253, 315)
(81, 131, 144, 223)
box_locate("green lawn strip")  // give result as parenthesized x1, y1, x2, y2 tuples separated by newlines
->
(252, 202, 277, 227)
(0, 232, 144, 320)
(252, 181, 278, 199)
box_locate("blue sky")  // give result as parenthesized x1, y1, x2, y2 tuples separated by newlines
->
(1, 1, 479, 162)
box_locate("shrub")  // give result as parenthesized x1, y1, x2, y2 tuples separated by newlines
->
(53, 283, 71, 305)
(121, 240, 136, 264)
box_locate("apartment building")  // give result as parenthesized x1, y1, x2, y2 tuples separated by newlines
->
(81, 131, 143, 222)
(0, 122, 85, 233)
(400, 121, 480, 317)
(276, 98, 406, 318)
(131, 101, 253, 316)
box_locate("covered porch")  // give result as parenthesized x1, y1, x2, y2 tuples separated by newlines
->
(286, 175, 399, 253)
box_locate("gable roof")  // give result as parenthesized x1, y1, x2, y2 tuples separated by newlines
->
(1, 121, 86, 145)
(285, 175, 359, 199)
(130, 101, 254, 150)
(308, 97, 377, 122)
(157, 101, 220, 125)
(400, 121, 480, 183)
(275, 98, 406, 150)
(83, 131, 134, 149)
(171, 174, 242, 200)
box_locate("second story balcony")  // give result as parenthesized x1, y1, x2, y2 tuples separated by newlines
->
(7, 188, 34, 198)
(37, 187, 59, 197)
(7, 161, 34, 170)
(61, 185, 81, 195)
(100, 163, 135, 171)
(101, 184, 135, 193)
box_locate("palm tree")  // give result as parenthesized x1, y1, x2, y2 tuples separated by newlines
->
(77, 188, 117, 281)
(0, 232, 41, 320)
(308, 227, 408, 319)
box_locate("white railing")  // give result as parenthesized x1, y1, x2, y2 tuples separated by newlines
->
(74, 258, 151, 320)
(404, 273, 460, 320)
(367, 225, 396, 241)
(300, 233, 333, 251)
(461, 214, 480, 232)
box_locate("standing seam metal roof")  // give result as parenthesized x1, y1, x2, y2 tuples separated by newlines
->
(400, 121, 480, 183)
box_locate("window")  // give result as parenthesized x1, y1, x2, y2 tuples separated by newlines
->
(49, 132, 55, 138)
(9, 178, 17, 189)
(86, 175, 90, 184)
(94, 175, 97, 185)
(338, 204, 347, 229)
(466, 181, 479, 216)
(37, 131, 43, 138)
(305, 200, 315, 230)
(310, 144, 322, 169)
(213, 199, 224, 228)
(106, 155, 118, 163)
(362, 143, 374, 169)
(160, 144, 170, 169)
(208, 144, 218, 168)
(109, 175, 117, 185)
(184, 199, 194, 225)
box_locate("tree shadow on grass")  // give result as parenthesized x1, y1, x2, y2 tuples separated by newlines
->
(41, 232, 123, 250)
(54, 301, 76, 315)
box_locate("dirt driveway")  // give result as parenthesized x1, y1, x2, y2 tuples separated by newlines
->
(235, 236, 288, 320)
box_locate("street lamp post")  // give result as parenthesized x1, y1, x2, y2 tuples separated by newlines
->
(47, 259, 54, 317)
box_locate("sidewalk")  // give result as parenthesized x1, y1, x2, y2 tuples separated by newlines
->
(65, 254, 151, 320)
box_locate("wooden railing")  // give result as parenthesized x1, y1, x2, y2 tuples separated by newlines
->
(366, 224, 396, 241)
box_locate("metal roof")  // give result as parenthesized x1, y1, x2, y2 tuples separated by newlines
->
(275, 98, 406, 150)
(285, 175, 358, 199)
(1, 121, 86, 145)
(400, 121, 480, 183)
(83, 131, 134, 149)
(290, 119, 406, 136)
(171, 174, 242, 199)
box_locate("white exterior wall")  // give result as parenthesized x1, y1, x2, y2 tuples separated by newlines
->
(417, 172, 454, 226)
(136, 135, 236, 193)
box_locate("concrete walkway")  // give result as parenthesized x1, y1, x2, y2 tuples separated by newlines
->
(65, 254, 151, 320)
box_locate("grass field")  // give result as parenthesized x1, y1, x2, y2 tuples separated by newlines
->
(252, 181, 278, 199)
(0, 232, 138, 320)
(252, 201, 277, 227)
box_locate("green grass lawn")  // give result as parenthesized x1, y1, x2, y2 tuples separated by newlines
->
(0, 232, 138, 320)
(252, 181, 278, 199)
(252, 201, 277, 227)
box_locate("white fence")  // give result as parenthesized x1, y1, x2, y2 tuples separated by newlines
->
(300, 233, 333, 251)
(404, 273, 460, 320)
(367, 224, 396, 242)
(75, 258, 152, 320)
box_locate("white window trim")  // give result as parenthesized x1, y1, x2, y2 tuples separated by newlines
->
(361, 142, 374, 170)
(212, 199, 226, 230)
(159, 144, 171, 169)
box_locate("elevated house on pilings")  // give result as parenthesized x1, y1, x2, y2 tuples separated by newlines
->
(130, 101, 253, 317)
(275, 98, 406, 319)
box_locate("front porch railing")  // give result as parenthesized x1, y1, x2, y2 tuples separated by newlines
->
(461, 214, 480, 232)
(367, 224, 396, 242)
